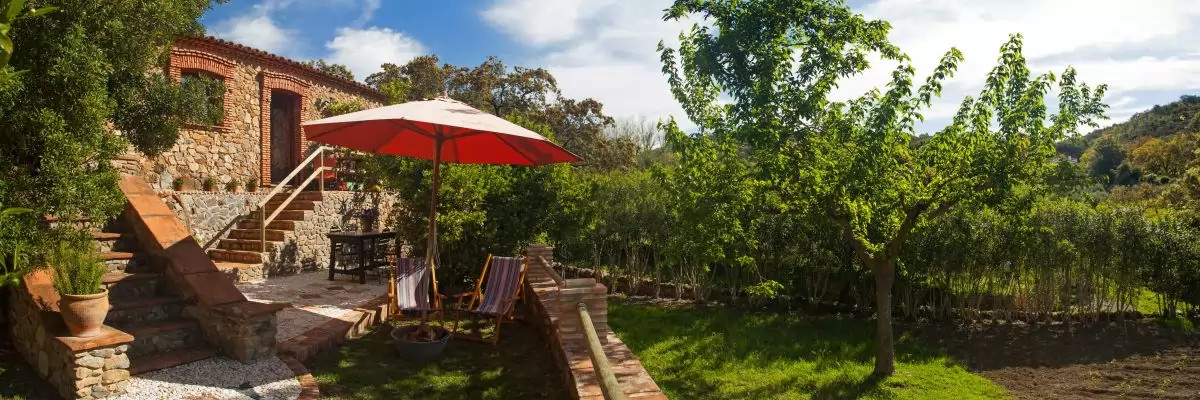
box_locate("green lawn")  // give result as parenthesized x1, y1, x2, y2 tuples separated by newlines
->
(609, 300, 1008, 400)
(307, 318, 569, 400)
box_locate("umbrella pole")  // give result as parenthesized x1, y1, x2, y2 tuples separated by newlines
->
(422, 137, 442, 327)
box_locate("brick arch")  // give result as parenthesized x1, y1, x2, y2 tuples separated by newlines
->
(260, 72, 312, 185)
(169, 49, 236, 132)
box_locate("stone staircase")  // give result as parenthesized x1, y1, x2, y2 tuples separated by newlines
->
(207, 190, 324, 282)
(93, 219, 218, 375)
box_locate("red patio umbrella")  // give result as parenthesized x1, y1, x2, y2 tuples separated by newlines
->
(301, 97, 580, 328)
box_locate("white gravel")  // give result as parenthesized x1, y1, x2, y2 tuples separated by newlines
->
(111, 356, 301, 400)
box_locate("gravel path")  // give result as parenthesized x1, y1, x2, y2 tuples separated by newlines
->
(111, 356, 301, 400)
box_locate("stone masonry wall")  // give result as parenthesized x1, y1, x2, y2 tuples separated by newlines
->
(122, 37, 384, 191)
(165, 190, 395, 276)
(522, 244, 667, 400)
(7, 271, 134, 400)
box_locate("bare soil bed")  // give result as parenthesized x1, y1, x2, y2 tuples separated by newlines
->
(916, 320, 1200, 399)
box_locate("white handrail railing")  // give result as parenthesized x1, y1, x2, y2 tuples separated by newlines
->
(256, 146, 332, 208)
(255, 146, 332, 249)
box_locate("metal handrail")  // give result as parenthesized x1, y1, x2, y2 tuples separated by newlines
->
(578, 302, 627, 400)
(255, 146, 331, 247)
(255, 146, 331, 208)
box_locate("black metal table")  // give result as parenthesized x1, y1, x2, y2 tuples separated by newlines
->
(327, 231, 396, 283)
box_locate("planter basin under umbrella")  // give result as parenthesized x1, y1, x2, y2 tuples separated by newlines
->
(301, 97, 580, 344)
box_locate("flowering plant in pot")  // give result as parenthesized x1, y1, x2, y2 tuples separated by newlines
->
(51, 241, 108, 337)
(360, 208, 379, 232)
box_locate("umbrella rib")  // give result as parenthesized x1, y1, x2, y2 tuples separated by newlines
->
(494, 134, 538, 166)
(388, 119, 435, 139)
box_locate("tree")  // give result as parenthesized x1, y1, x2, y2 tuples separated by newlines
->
(662, 0, 1106, 376)
(0, 0, 218, 260)
(1082, 137, 1126, 182)
(1129, 133, 1198, 179)
(301, 59, 355, 82)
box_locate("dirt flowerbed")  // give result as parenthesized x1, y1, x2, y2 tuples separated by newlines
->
(918, 319, 1200, 399)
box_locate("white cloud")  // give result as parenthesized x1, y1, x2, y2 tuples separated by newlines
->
(486, 0, 1200, 134)
(324, 27, 426, 80)
(483, 0, 698, 130)
(211, 14, 295, 55)
(852, 0, 1200, 130)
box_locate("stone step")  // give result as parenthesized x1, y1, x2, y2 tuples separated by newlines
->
(217, 238, 282, 252)
(120, 319, 206, 356)
(101, 252, 154, 274)
(92, 232, 139, 253)
(264, 200, 318, 212)
(237, 219, 296, 231)
(102, 272, 164, 301)
(268, 191, 323, 202)
(215, 262, 266, 283)
(107, 296, 187, 326)
(128, 346, 218, 376)
(247, 209, 306, 221)
(228, 228, 288, 241)
(208, 249, 263, 264)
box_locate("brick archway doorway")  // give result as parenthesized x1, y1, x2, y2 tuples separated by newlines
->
(269, 90, 301, 184)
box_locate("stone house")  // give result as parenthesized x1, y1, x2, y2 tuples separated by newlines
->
(121, 36, 386, 189)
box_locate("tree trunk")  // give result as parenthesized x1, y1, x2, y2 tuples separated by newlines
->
(871, 258, 896, 377)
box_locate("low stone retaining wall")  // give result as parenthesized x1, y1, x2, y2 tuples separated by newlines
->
(7, 271, 134, 399)
(522, 244, 667, 400)
(165, 190, 395, 275)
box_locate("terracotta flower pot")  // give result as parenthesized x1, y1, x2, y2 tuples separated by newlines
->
(59, 289, 109, 338)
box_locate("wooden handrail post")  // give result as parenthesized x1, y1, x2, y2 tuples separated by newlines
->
(578, 302, 627, 400)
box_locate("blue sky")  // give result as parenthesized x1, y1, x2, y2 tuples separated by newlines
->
(203, 0, 1200, 134)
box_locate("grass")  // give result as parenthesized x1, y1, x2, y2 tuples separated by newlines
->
(609, 300, 1009, 400)
(307, 318, 569, 400)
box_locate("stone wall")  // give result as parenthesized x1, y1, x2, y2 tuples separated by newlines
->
(7, 271, 134, 400)
(521, 244, 667, 400)
(122, 36, 385, 191)
(165, 190, 396, 276)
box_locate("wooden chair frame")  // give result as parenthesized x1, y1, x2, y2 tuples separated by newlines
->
(450, 254, 527, 344)
(387, 255, 445, 323)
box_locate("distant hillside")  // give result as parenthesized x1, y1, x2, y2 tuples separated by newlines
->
(1086, 95, 1200, 141)
(1059, 95, 1200, 188)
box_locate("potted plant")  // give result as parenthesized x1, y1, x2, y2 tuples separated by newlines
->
(171, 178, 186, 191)
(391, 323, 452, 363)
(246, 179, 258, 193)
(360, 208, 379, 232)
(225, 180, 240, 193)
(51, 241, 108, 337)
(202, 177, 217, 192)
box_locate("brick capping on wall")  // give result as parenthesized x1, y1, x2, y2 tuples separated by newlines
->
(117, 175, 284, 362)
(522, 244, 668, 400)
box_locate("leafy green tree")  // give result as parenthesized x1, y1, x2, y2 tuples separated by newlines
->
(0, 0, 218, 260)
(301, 59, 355, 82)
(1082, 137, 1127, 182)
(1129, 134, 1198, 178)
(662, 0, 1106, 376)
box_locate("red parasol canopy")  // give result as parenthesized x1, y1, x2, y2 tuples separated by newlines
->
(301, 97, 579, 327)
(302, 97, 580, 165)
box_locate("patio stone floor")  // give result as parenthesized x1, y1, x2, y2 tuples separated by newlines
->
(236, 271, 390, 344)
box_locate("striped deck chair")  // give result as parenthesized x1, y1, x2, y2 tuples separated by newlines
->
(451, 255, 527, 344)
(388, 257, 442, 320)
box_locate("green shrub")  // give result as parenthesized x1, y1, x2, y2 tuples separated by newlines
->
(202, 177, 217, 192)
(50, 241, 105, 296)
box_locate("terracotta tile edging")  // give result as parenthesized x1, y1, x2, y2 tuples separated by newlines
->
(280, 355, 320, 400)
